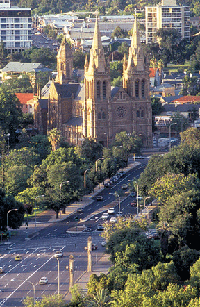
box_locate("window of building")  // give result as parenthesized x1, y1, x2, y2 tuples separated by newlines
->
(141, 110, 144, 117)
(15, 42, 20, 47)
(142, 80, 145, 97)
(1, 24, 6, 28)
(102, 112, 106, 119)
(1, 36, 6, 40)
(15, 30, 20, 35)
(15, 18, 19, 23)
(135, 80, 139, 98)
(137, 110, 140, 117)
(98, 112, 101, 119)
(1, 18, 6, 23)
(97, 81, 100, 99)
(15, 36, 20, 40)
(103, 81, 106, 99)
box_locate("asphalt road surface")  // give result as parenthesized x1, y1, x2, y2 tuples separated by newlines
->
(0, 159, 148, 306)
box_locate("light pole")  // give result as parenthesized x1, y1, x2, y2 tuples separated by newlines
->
(144, 196, 150, 209)
(34, 195, 44, 227)
(7, 133, 10, 153)
(57, 258, 60, 295)
(104, 132, 108, 147)
(136, 184, 139, 215)
(169, 123, 177, 151)
(60, 181, 69, 214)
(7, 209, 18, 239)
(27, 281, 36, 306)
(84, 169, 89, 189)
(95, 158, 104, 187)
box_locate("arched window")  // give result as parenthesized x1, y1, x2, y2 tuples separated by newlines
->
(98, 112, 101, 119)
(102, 112, 106, 119)
(97, 81, 101, 99)
(135, 80, 139, 98)
(103, 81, 106, 100)
(142, 80, 145, 98)
(141, 110, 144, 117)
(137, 110, 140, 117)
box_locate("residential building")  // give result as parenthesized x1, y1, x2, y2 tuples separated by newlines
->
(15, 93, 34, 114)
(145, 0, 190, 44)
(0, 0, 32, 52)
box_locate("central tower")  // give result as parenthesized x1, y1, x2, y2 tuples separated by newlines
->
(83, 17, 111, 144)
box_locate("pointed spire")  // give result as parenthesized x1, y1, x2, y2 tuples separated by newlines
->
(92, 15, 103, 51)
(131, 14, 141, 49)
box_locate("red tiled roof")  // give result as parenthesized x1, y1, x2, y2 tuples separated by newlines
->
(149, 67, 157, 78)
(172, 96, 200, 104)
(15, 93, 34, 105)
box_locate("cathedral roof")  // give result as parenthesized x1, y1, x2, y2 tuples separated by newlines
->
(111, 87, 120, 98)
(66, 116, 83, 126)
(54, 83, 81, 98)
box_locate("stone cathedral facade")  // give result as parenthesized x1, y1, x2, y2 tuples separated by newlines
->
(34, 18, 152, 148)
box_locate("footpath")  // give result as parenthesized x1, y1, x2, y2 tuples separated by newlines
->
(3, 159, 140, 301)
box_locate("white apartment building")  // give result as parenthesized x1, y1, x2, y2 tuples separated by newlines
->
(0, 0, 32, 52)
(145, 0, 190, 44)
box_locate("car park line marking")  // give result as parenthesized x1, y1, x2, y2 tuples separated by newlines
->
(0, 255, 54, 306)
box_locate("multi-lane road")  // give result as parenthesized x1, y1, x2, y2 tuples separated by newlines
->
(0, 159, 148, 306)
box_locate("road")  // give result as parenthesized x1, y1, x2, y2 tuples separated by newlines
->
(0, 159, 148, 306)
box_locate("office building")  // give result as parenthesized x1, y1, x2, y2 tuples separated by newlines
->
(145, 0, 190, 44)
(0, 0, 32, 52)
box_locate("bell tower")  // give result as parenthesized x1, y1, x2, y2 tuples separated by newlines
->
(123, 17, 152, 147)
(83, 16, 111, 145)
(56, 36, 73, 84)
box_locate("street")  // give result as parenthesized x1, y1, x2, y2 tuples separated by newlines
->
(0, 159, 148, 306)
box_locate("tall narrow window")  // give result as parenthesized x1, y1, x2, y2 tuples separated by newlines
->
(141, 110, 144, 117)
(142, 80, 145, 98)
(103, 81, 106, 100)
(135, 80, 139, 98)
(97, 81, 100, 99)
(137, 110, 140, 117)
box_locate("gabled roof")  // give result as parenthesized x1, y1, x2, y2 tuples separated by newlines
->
(163, 103, 200, 113)
(2, 62, 45, 73)
(54, 82, 81, 99)
(172, 96, 200, 104)
(15, 93, 34, 104)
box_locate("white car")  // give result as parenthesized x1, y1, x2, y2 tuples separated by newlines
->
(108, 207, 115, 214)
(54, 251, 63, 258)
(39, 277, 48, 285)
(101, 212, 109, 220)
(110, 217, 117, 223)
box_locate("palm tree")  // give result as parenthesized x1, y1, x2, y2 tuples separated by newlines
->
(48, 128, 61, 151)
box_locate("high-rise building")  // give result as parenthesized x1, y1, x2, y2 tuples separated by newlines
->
(0, 0, 32, 52)
(145, 0, 190, 44)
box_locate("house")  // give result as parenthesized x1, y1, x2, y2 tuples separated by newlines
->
(15, 93, 35, 114)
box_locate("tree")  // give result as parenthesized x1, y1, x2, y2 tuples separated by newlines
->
(111, 26, 128, 39)
(48, 128, 61, 151)
(3, 74, 33, 93)
(112, 131, 142, 166)
(151, 97, 164, 115)
(73, 50, 86, 69)
(180, 127, 200, 148)
(173, 247, 199, 280)
(75, 139, 103, 164)
(23, 294, 67, 307)
(110, 61, 123, 81)
(29, 47, 56, 69)
(0, 87, 23, 142)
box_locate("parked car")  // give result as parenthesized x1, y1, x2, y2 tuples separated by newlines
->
(131, 201, 137, 206)
(39, 277, 48, 285)
(97, 224, 104, 231)
(101, 212, 109, 220)
(108, 207, 115, 214)
(97, 196, 103, 201)
(101, 241, 107, 247)
(54, 251, 63, 258)
(110, 217, 117, 223)
(77, 208, 83, 214)
(84, 226, 93, 232)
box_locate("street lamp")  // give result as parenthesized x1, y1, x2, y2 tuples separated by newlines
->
(7, 209, 18, 240)
(144, 196, 150, 209)
(57, 258, 60, 295)
(169, 122, 177, 151)
(104, 132, 109, 147)
(84, 169, 90, 189)
(27, 281, 36, 306)
(60, 181, 69, 214)
(34, 195, 44, 227)
(115, 192, 121, 213)
(7, 133, 10, 153)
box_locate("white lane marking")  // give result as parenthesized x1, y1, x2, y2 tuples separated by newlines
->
(0, 255, 54, 306)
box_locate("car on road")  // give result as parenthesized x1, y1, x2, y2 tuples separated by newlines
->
(110, 217, 117, 223)
(97, 196, 103, 201)
(101, 212, 109, 220)
(131, 201, 137, 206)
(39, 277, 48, 285)
(54, 251, 63, 258)
(108, 207, 115, 214)
(84, 226, 93, 232)
(101, 240, 107, 247)
(15, 255, 22, 261)
(0, 266, 4, 274)
(85, 244, 97, 251)
(136, 195, 143, 200)
(104, 182, 111, 188)
(122, 184, 128, 190)
(77, 208, 83, 214)
(97, 224, 104, 231)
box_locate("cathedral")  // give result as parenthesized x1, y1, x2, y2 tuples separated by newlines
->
(34, 17, 152, 148)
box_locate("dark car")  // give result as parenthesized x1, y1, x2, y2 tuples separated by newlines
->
(97, 224, 104, 231)
(97, 196, 103, 201)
